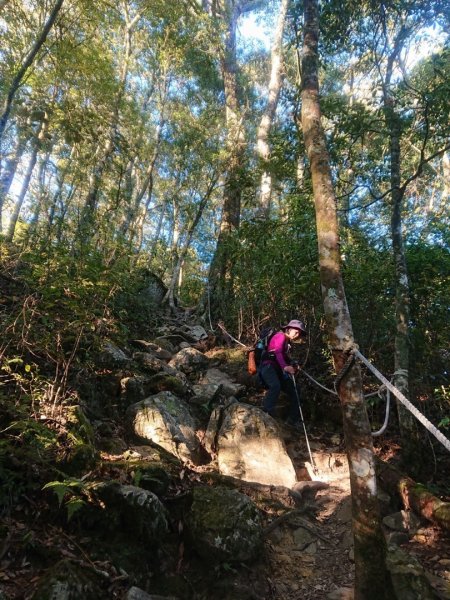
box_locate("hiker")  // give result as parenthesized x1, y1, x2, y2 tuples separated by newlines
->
(259, 319, 307, 427)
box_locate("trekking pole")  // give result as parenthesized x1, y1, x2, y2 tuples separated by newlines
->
(291, 374, 318, 475)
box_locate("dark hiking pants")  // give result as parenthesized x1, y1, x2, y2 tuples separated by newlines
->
(259, 363, 301, 422)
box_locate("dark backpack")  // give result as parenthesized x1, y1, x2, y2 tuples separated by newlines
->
(254, 326, 276, 367)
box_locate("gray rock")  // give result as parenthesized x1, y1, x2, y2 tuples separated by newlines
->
(183, 325, 208, 342)
(133, 352, 168, 374)
(95, 483, 168, 543)
(31, 559, 104, 599)
(139, 272, 167, 306)
(386, 531, 410, 546)
(186, 486, 263, 564)
(327, 587, 354, 599)
(130, 340, 173, 360)
(190, 383, 222, 405)
(383, 510, 420, 534)
(212, 403, 297, 487)
(121, 376, 148, 404)
(293, 527, 316, 549)
(98, 340, 131, 368)
(125, 586, 178, 600)
(386, 545, 439, 599)
(168, 347, 209, 375)
(199, 368, 245, 398)
(127, 391, 203, 464)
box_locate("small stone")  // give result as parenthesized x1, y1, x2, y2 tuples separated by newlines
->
(438, 558, 450, 566)
(385, 531, 410, 546)
(327, 587, 354, 600)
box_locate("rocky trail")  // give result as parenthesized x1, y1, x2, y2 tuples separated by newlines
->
(1, 321, 449, 600)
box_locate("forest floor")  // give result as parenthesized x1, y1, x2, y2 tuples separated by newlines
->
(1, 336, 449, 600)
(1, 420, 449, 599)
(261, 425, 356, 600)
(258, 420, 450, 600)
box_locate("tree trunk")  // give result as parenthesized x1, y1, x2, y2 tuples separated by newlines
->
(0, 0, 64, 147)
(377, 460, 450, 531)
(146, 197, 169, 259)
(164, 175, 217, 311)
(122, 115, 165, 241)
(255, 0, 289, 218)
(77, 3, 140, 242)
(0, 128, 29, 233)
(27, 148, 52, 238)
(207, 0, 245, 316)
(6, 116, 48, 242)
(382, 46, 421, 468)
(300, 2, 393, 598)
(442, 151, 449, 204)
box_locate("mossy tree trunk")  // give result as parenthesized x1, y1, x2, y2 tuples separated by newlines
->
(377, 460, 450, 531)
(300, 1, 393, 598)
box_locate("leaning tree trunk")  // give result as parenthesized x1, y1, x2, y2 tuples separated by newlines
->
(0, 0, 64, 148)
(255, 0, 290, 218)
(377, 460, 450, 532)
(300, 2, 393, 598)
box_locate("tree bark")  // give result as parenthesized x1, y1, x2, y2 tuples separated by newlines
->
(6, 115, 49, 242)
(382, 37, 421, 467)
(207, 0, 245, 316)
(377, 460, 450, 531)
(255, 0, 289, 218)
(300, 2, 393, 598)
(77, 2, 141, 242)
(164, 174, 218, 311)
(0, 0, 64, 148)
(0, 128, 29, 233)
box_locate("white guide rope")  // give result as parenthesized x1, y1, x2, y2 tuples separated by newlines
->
(354, 349, 450, 453)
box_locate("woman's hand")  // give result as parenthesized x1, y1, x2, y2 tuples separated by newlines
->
(283, 365, 296, 375)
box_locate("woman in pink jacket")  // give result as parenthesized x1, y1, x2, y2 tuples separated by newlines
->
(259, 319, 307, 426)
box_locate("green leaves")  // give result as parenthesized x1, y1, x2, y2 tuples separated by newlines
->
(42, 478, 89, 520)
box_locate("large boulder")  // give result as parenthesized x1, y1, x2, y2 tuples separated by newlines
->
(208, 403, 297, 488)
(95, 483, 168, 543)
(127, 392, 204, 464)
(121, 376, 148, 405)
(386, 545, 438, 599)
(133, 352, 169, 374)
(182, 325, 208, 342)
(199, 368, 245, 398)
(186, 486, 263, 564)
(139, 271, 167, 306)
(129, 340, 173, 361)
(190, 383, 222, 406)
(31, 559, 105, 599)
(98, 340, 131, 369)
(168, 347, 209, 375)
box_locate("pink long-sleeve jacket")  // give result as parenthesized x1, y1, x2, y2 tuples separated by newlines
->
(262, 331, 290, 370)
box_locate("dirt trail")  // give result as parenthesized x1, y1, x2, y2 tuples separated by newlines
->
(263, 427, 355, 600)
(262, 424, 450, 600)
